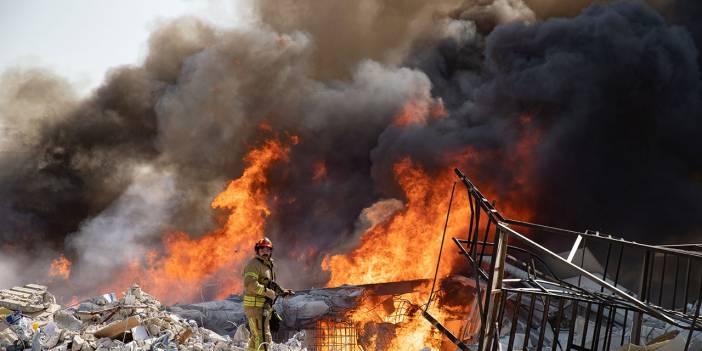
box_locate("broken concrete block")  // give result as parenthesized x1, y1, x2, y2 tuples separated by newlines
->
(54, 309, 83, 331)
(128, 285, 142, 300)
(43, 291, 57, 305)
(0, 327, 19, 346)
(147, 323, 160, 336)
(0, 295, 44, 312)
(72, 335, 85, 351)
(0, 284, 53, 313)
(27, 303, 61, 320)
(39, 321, 61, 349)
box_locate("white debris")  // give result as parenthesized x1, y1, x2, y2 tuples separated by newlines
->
(0, 283, 307, 351)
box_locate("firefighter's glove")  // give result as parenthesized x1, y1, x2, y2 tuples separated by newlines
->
(283, 289, 295, 297)
(264, 288, 276, 300)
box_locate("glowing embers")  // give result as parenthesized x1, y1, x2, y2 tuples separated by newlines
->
(313, 320, 362, 351)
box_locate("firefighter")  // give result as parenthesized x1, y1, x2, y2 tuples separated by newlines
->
(242, 237, 293, 351)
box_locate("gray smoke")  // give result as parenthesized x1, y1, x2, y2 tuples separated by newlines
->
(65, 166, 178, 292)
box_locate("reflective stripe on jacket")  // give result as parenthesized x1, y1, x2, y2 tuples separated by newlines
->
(242, 255, 281, 308)
(243, 295, 266, 308)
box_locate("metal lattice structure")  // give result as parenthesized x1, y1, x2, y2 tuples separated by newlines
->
(424, 169, 702, 351)
(311, 320, 362, 351)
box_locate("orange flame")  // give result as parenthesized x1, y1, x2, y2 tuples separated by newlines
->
(321, 153, 535, 349)
(320, 159, 468, 349)
(393, 99, 446, 127)
(49, 255, 71, 279)
(321, 109, 540, 348)
(107, 137, 292, 303)
(323, 159, 469, 286)
(347, 290, 446, 350)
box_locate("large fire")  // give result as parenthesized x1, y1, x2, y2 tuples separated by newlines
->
(322, 119, 538, 287)
(105, 136, 294, 303)
(322, 159, 469, 286)
(318, 105, 539, 349)
(346, 289, 447, 351)
(46, 95, 538, 349)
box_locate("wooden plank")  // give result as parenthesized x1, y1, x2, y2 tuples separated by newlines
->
(94, 316, 141, 339)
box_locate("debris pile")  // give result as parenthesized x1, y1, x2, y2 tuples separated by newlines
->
(0, 284, 306, 351)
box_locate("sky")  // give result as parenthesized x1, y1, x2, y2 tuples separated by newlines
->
(0, 0, 251, 95)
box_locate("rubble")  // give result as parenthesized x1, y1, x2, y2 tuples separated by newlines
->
(0, 284, 308, 351)
(0, 284, 60, 318)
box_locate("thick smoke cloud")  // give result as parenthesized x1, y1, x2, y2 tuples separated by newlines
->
(0, 69, 77, 246)
(485, 2, 702, 239)
(671, 0, 702, 73)
(0, 11, 444, 293)
(255, 0, 535, 78)
(1, 0, 701, 298)
(255, 0, 462, 79)
(396, 1, 702, 241)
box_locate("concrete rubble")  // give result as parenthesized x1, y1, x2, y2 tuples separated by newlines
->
(0, 284, 307, 351)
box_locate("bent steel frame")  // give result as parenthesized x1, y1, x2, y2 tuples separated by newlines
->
(425, 168, 702, 351)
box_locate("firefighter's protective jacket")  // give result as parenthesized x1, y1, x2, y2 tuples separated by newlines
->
(242, 255, 284, 308)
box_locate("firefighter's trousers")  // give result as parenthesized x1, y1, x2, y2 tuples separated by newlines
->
(244, 306, 272, 351)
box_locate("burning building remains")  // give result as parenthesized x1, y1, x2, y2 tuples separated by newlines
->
(3, 0, 702, 349)
(3, 169, 702, 350)
(122, 170, 702, 350)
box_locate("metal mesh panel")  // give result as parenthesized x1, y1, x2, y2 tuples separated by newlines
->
(385, 298, 413, 324)
(311, 319, 362, 351)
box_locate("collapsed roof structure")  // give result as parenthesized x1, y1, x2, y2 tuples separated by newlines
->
(426, 168, 702, 350)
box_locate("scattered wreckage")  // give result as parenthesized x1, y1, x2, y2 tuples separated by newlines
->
(0, 284, 305, 351)
(433, 168, 702, 351)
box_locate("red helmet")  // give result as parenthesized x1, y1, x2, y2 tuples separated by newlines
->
(255, 237, 273, 251)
